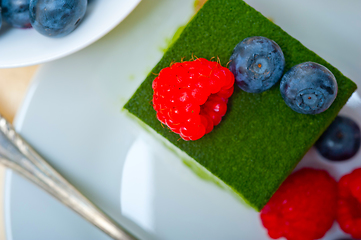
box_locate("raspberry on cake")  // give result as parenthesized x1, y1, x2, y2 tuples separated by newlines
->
(260, 168, 337, 240)
(337, 168, 361, 239)
(152, 58, 235, 141)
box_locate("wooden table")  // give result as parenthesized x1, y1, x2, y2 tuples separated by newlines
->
(0, 66, 38, 240)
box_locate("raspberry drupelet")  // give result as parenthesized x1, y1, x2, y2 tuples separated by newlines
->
(260, 168, 337, 240)
(152, 58, 235, 141)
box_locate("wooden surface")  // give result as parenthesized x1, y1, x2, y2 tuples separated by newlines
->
(0, 66, 38, 240)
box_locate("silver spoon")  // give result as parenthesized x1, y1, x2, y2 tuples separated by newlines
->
(0, 114, 136, 240)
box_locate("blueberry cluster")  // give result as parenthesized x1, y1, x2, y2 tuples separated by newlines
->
(1, 0, 88, 38)
(229, 36, 338, 115)
(229, 36, 360, 162)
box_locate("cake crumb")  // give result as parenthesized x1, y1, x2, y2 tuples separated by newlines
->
(194, 0, 208, 12)
(267, 17, 274, 23)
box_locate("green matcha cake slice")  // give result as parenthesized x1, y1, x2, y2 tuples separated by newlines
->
(124, 0, 357, 211)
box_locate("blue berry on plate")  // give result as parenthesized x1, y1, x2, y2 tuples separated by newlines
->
(280, 62, 338, 114)
(229, 36, 285, 93)
(29, 0, 87, 38)
(2, 0, 32, 28)
(0, 8, 2, 30)
(315, 116, 360, 161)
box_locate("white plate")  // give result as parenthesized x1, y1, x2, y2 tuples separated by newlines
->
(0, 0, 140, 68)
(5, 0, 361, 239)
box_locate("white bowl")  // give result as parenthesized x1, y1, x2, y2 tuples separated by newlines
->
(0, 0, 141, 68)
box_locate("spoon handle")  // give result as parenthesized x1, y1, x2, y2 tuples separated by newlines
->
(0, 115, 136, 240)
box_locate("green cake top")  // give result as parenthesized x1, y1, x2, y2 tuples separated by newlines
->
(124, 0, 357, 211)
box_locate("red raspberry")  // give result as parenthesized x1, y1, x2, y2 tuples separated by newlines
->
(337, 168, 361, 239)
(260, 168, 337, 240)
(152, 58, 235, 141)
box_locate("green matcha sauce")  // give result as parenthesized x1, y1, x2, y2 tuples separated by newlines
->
(160, 25, 187, 54)
(159, 0, 203, 54)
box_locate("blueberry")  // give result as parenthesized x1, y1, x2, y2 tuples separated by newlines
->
(280, 62, 338, 114)
(29, 0, 87, 38)
(229, 36, 285, 93)
(0, 8, 2, 30)
(2, 0, 32, 28)
(315, 116, 360, 161)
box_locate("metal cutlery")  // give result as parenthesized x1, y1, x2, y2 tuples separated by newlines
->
(0, 114, 136, 240)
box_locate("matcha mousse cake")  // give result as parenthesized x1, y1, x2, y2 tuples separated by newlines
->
(124, 0, 357, 211)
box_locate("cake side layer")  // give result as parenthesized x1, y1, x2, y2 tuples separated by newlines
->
(124, 110, 252, 207)
(123, 1, 256, 209)
(124, 0, 357, 211)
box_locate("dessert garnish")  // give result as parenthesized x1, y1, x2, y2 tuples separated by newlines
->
(280, 62, 338, 114)
(152, 58, 235, 141)
(229, 36, 285, 93)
